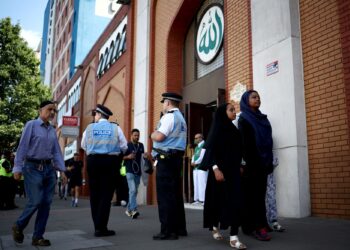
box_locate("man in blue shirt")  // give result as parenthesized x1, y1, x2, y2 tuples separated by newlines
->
(12, 100, 66, 247)
(81, 104, 127, 237)
(151, 92, 187, 240)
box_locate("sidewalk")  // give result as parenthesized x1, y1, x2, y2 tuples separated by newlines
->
(0, 196, 349, 250)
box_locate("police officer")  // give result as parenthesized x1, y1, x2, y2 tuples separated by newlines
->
(0, 151, 16, 210)
(81, 104, 127, 237)
(151, 92, 187, 240)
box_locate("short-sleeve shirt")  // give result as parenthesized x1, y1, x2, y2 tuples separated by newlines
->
(124, 142, 144, 175)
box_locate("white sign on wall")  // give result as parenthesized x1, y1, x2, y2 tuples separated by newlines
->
(266, 60, 279, 76)
(196, 4, 224, 64)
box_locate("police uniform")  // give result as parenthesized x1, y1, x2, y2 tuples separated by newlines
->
(152, 93, 187, 239)
(81, 104, 127, 236)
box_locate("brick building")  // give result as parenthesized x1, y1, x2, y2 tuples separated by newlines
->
(51, 0, 350, 219)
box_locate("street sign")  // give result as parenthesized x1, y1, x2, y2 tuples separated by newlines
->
(62, 116, 79, 126)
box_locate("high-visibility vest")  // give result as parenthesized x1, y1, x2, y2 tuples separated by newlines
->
(0, 158, 13, 177)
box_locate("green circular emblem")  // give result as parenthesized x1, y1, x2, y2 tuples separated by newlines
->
(196, 4, 224, 65)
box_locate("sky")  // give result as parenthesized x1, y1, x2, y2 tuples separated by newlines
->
(0, 0, 48, 50)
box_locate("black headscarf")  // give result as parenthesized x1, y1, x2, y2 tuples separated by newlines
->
(200, 103, 241, 170)
(204, 103, 234, 150)
(239, 90, 273, 167)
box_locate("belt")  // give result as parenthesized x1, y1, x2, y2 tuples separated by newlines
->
(26, 158, 52, 164)
(153, 148, 184, 158)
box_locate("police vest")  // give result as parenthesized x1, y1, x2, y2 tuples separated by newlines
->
(85, 121, 120, 155)
(0, 159, 13, 177)
(153, 110, 187, 152)
(193, 142, 204, 168)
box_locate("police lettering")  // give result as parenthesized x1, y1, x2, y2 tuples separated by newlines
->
(93, 130, 112, 136)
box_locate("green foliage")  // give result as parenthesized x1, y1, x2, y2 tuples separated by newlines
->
(0, 17, 52, 152)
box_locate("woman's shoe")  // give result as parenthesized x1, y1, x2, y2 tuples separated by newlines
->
(230, 235, 247, 249)
(212, 227, 223, 240)
(271, 221, 285, 232)
(252, 228, 271, 241)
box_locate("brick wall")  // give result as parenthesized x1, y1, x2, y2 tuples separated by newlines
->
(225, 0, 253, 110)
(300, 0, 350, 218)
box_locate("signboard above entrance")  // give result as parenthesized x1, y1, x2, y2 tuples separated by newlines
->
(196, 4, 224, 65)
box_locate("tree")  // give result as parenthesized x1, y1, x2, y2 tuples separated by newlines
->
(0, 17, 51, 152)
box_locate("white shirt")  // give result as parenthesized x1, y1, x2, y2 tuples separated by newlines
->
(81, 119, 128, 154)
(157, 108, 179, 136)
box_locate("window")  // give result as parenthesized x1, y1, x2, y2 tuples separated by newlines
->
(97, 53, 104, 77)
(112, 34, 121, 60)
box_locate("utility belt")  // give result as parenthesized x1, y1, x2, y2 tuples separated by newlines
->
(26, 158, 53, 165)
(153, 148, 184, 159)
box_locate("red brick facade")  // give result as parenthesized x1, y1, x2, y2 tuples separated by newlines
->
(300, 0, 350, 218)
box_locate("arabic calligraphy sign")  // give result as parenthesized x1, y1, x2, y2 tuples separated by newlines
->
(196, 4, 224, 65)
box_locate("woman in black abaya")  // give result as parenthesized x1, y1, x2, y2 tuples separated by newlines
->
(201, 103, 246, 249)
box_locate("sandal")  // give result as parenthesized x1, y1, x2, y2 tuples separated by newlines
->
(271, 221, 285, 232)
(230, 235, 247, 249)
(212, 227, 223, 240)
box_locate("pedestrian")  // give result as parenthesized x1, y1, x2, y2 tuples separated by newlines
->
(123, 128, 146, 219)
(67, 152, 83, 207)
(266, 170, 285, 232)
(238, 90, 273, 241)
(81, 104, 128, 237)
(191, 133, 207, 205)
(0, 151, 17, 210)
(11, 100, 66, 246)
(201, 103, 247, 249)
(151, 92, 187, 240)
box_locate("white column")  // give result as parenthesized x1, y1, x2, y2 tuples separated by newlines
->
(251, 0, 310, 217)
(134, 0, 150, 205)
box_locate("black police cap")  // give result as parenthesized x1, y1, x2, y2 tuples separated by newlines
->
(160, 92, 183, 103)
(95, 104, 113, 117)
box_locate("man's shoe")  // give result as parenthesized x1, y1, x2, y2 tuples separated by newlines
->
(12, 224, 24, 243)
(125, 210, 132, 217)
(32, 238, 51, 246)
(153, 232, 178, 240)
(178, 229, 188, 236)
(94, 230, 116, 237)
(131, 210, 140, 219)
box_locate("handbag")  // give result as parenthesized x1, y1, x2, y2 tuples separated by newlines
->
(141, 157, 153, 175)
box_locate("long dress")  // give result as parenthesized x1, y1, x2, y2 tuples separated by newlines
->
(238, 116, 271, 233)
(201, 104, 243, 232)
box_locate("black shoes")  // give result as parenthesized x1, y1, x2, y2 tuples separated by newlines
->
(32, 238, 51, 246)
(153, 232, 178, 240)
(12, 224, 24, 244)
(177, 229, 188, 236)
(94, 229, 116, 237)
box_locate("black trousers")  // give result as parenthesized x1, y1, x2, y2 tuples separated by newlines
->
(87, 154, 120, 231)
(241, 168, 269, 233)
(156, 155, 186, 235)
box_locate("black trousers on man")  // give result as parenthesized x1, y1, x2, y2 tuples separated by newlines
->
(156, 155, 186, 235)
(87, 154, 120, 232)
